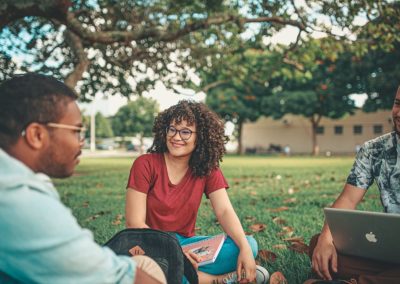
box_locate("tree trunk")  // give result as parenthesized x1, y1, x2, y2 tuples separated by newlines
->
(310, 115, 322, 156)
(139, 135, 144, 155)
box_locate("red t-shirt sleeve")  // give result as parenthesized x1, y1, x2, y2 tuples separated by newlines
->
(126, 154, 154, 194)
(204, 168, 229, 198)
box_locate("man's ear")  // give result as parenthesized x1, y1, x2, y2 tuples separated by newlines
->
(23, 123, 48, 150)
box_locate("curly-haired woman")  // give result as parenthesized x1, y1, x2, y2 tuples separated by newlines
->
(125, 100, 269, 284)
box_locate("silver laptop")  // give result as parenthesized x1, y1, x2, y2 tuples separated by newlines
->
(324, 208, 400, 264)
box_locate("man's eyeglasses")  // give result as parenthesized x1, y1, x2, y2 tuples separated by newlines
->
(21, 123, 87, 142)
(46, 123, 87, 142)
(166, 126, 196, 141)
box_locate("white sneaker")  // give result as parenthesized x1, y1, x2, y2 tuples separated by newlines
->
(222, 265, 269, 284)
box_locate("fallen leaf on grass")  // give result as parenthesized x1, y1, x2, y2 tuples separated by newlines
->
(283, 197, 297, 204)
(282, 236, 304, 242)
(287, 187, 300, 195)
(86, 210, 108, 221)
(288, 241, 309, 254)
(245, 216, 256, 222)
(112, 214, 123, 225)
(249, 223, 267, 233)
(269, 271, 288, 284)
(272, 244, 287, 250)
(258, 249, 277, 263)
(272, 217, 287, 225)
(267, 206, 289, 212)
(276, 226, 294, 237)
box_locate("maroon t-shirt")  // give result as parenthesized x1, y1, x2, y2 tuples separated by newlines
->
(127, 153, 229, 237)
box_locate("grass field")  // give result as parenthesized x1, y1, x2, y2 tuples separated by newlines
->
(55, 155, 383, 283)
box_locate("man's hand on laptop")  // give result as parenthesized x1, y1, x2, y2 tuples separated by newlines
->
(311, 233, 337, 280)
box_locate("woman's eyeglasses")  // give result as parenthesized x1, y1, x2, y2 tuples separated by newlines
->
(166, 126, 196, 141)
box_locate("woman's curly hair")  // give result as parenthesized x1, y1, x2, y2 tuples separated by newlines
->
(148, 100, 228, 177)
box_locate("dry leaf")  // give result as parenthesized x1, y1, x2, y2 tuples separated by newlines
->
(276, 226, 294, 237)
(272, 217, 287, 225)
(272, 244, 287, 250)
(250, 191, 258, 196)
(268, 206, 289, 212)
(283, 236, 304, 243)
(245, 216, 256, 222)
(249, 223, 267, 233)
(86, 210, 107, 221)
(269, 271, 288, 284)
(288, 241, 309, 254)
(112, 214, 123, 225)
(258, 249, 277, 263)
(283, 197, 297, 204)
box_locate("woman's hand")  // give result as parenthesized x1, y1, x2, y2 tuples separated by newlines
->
(236, 247, 256, 283)
(184, 251, 203, 271)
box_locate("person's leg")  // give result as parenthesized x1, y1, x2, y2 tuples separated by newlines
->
(358, 267, 400, 284)
(132, 255, 167, 284)
(200, 235, 258, 275)
(308, 234, 400, 283)
(177, 234, 258, 284)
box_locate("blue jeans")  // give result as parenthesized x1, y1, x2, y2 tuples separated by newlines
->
(176, 234, 258, 283)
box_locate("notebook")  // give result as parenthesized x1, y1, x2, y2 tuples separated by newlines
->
(324, 208, 400, 264)
(181, 233, 226, 266)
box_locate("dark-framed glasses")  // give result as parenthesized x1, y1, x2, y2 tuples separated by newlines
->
(46, 122, 87, 142)
(166, 125, 196, 141)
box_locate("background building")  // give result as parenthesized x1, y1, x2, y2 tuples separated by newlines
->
(242, 110, 392, 155)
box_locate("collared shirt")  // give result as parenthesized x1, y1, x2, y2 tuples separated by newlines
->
(347, 131, 400, 213)
(0, 149, 136, 283)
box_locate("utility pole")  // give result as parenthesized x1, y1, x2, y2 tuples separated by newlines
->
(90, 111, 95, 151)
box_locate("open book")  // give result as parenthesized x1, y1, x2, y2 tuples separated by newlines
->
(181, 233, 226, 266)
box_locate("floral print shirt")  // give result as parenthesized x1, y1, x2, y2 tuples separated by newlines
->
(347, 131, 400, 213)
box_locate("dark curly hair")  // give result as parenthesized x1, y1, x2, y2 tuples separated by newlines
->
(0, 73, 78, 150)
(148, 100, 228, 177)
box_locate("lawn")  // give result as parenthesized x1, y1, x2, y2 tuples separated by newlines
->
(55, 155, 383, 283)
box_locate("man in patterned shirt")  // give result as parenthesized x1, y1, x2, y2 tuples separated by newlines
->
(306, 87, 400, 284)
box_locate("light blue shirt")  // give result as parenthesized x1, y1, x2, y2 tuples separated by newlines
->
(0, 149, 136, 283)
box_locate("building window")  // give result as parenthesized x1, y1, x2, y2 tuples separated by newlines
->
(334, 125, 343, 135)
(316, 126, 324, 135)
(353, 125, 363, 135)
(373, 124, 383, 134)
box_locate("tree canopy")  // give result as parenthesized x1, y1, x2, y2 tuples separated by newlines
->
(112, 96, 158, 140)
(2, 0, 398, 101)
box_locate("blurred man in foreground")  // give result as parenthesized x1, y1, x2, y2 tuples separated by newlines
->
(0, 73, 166, 284)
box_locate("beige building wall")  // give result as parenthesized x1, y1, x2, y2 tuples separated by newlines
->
(242, 110, 393, 154)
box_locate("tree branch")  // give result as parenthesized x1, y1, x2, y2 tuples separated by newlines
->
(64, 30, 90, 89)
(201, 80, 230, 93)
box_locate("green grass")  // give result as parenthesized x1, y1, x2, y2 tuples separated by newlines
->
(55, 155, 382, 283)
